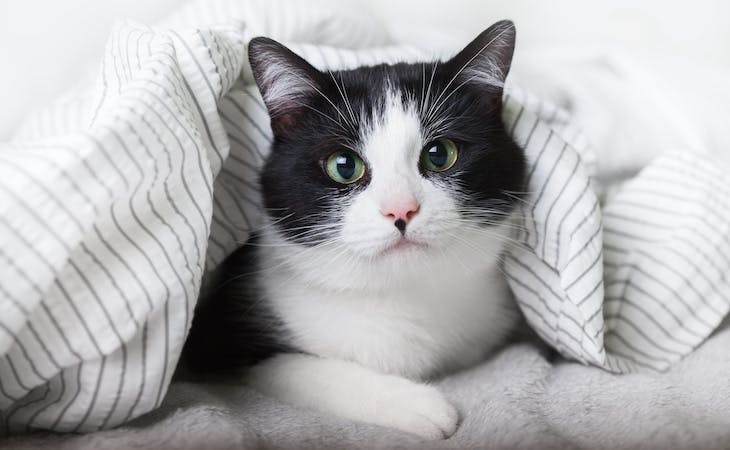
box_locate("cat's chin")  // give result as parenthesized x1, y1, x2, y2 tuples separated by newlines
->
(378, 237, 429, 256)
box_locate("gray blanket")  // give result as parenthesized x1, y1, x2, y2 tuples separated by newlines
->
(5, 323, 730, 450)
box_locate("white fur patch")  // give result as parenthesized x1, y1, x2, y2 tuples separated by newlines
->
(257, 58, 316, 118)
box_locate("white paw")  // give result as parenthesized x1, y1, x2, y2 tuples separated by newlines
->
(373, 379, 459, 440)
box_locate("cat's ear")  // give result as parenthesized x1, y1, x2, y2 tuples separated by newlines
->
(248, 37, 326, 135)
(444, 20, 516, 96)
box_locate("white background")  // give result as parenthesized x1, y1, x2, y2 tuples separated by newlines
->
(1, 0, 729, 140)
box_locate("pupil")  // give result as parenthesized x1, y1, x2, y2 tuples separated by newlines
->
(428, 144, 448, 167)
(336, 154, 356, 179)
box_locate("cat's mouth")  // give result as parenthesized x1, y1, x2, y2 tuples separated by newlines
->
(380, 237, 428, 255)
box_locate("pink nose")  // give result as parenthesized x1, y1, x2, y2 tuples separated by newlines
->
(380, 200, 420, 231)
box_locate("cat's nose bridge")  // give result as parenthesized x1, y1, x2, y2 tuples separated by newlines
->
(372, 168, 423, 231)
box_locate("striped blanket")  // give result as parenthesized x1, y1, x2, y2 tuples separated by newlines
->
(2, 0, 729, 434)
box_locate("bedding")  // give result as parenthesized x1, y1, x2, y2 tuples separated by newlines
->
(5, 324, 730, 449)
(2, 0, 730, 441)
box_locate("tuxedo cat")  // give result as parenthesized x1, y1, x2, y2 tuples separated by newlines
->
(184, 20, 526, 440)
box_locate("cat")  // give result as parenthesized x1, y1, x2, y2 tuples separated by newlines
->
(183, 20, 526, 440)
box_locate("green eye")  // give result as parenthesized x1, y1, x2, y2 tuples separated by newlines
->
(325, 151, 366, 184)
(421, 138, 459, 172)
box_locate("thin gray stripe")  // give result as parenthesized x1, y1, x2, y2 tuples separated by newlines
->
(541, 154, 580, 259)
(603, 310, 691, 355)
(603, 290, 704, 343)
(521, 115, 541, 149)
(210, 31, 235, 76)
(105, 125, 197, 290)
(608, 198, 730, 271)
(100, 132, 190, 409)
(504, 271, 559, 318)
(3, 353, 32, 391)
(226, 181, 265, 213)
(225, 94, 274, 142)
(576, 278, 602, 307)
(0, 156, 88, 232)
(0, 283, 29, 322)
(554, 168, 591, 267)
(121, 323, 147, 424)
(2, 327, 46, 384)
(69, 254, 128, 343)
(568, 198, 600, 241)
(169, 40, 226, 168)
(0, 156, 135, 346)
(564, 249, 602, 291)
(213, 187, 251, 233)
(522, 130, 555, 245)
(225, 149, 262, 176)
(155, 300, 172, 408)
(242, 87, 269, 114)
(0, 214, 104, 359)
(50, 363, 82, 429)
(118, 117, 199, 279)
(92, 225, 154, 311)
(99, 344, 127, 429)
(566, 223, 602, 266)
(508, 104, 524, 136)
(221, 114, 267, 161)
(606, 346, 662, 371)
(24, 373, 61, 431)
(605, 264, 715, 330)
(80, 132, 130, 189)
(0, 250, 81, 369)
(632, 247, 727, 317)
(221, 163, 262, 193)
(121, 85, 213, 239)
(195, 29, 225, 96)
(0, 373, 20, 402)
(603, 210, 673, 229)
(25, 364, 66, 429)
(52, 281, 104, 354)
(3, 383, 50, 432)
(220, 173, 262, 210)
(82, 242, 141, 326)
(133, 109, 206, 268)
(530, 142, 569, 248)
(504, 254, 564, 306)
(72, 356, 106, 432)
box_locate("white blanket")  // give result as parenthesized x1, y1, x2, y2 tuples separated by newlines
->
(2, 0, 730, 434)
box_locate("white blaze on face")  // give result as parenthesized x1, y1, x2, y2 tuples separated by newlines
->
(340, 90, 461, 257)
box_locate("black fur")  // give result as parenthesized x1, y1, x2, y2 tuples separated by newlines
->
(182, 235, 297, 372)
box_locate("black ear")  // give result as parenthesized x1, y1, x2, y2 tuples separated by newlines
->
(248, 37, 326, 135)
(444, 20, 516, 95)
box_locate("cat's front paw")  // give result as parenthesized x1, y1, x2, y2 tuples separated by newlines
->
(374, 379, 459, 440)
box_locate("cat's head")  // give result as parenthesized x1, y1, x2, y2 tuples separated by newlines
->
(248, 21, 526, 290)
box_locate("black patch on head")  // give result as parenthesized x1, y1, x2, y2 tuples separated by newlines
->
(248, 20, 526, 245)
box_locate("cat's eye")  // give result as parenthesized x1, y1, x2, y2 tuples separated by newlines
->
(420, 139, 459, 172)
(325, 151, 366, 184)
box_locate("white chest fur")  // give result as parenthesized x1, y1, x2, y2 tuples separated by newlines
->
(263, 248, 516, 380)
